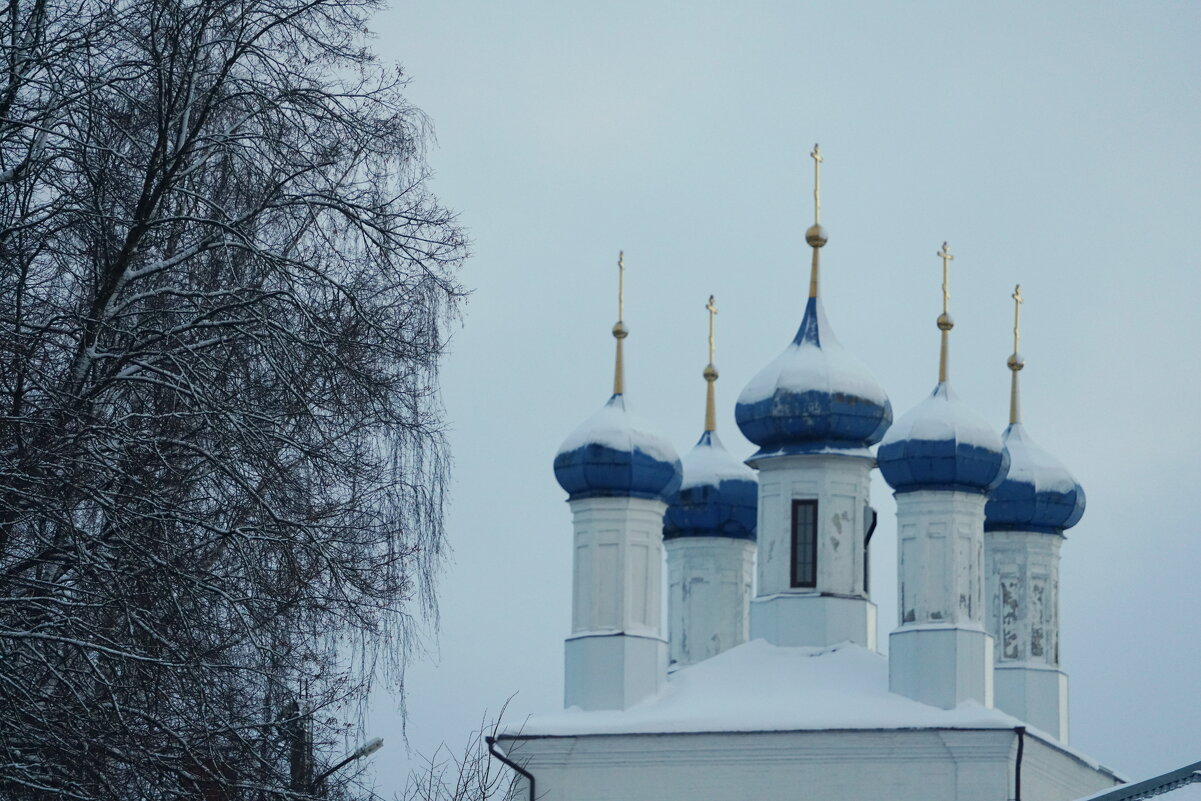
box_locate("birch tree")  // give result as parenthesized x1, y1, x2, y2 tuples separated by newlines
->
(0, 0, 464, 797)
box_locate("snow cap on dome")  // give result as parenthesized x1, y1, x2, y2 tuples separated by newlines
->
(664, 431, 757, 540)
(878, 382, 1009, 494)
(879, 243, 1009, 494)
(554, 251, 682, 502)
(554, 394, 682, 502)
(666, 295, 757, 538)
(735, 146, 891, 458)
(735, 297, 892, 456)
(984, 285, 1084, 531)
(985, 424, 1085, 532)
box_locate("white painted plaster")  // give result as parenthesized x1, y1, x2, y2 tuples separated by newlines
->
(986, 529, 1069, 741)
(497, 728, 1119, 801)
(890, 490, 992, 708)
(749, 593, 877, 650)
(749, 453, 877, 648)
(995, 664, 1069, 744)
(564, 496, 668, 710)
(889, 625, 994, 709)
(665, 537, 754, 668)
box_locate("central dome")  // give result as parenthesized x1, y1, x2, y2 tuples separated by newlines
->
(735, 296, 892, 456)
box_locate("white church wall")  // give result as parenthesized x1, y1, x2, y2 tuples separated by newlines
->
(564, 496, 668, 710)
(664, 537, 754, 667)
(890, 488, 993, 708)
(750, 453, 877, 649)
(987, 529, 1069, 741)
(499, 728, 1118, 801)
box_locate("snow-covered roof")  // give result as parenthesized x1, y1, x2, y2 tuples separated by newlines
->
(515, 640, 1021, 737)
(677, 431, 755, 491)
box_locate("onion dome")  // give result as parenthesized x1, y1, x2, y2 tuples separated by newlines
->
(734, 144, 891, 457)
(984, 285, 1085, 532)
(554, 393, 682, 502)
(735, 296, 892, 456)
(878, 382, 1009, 493)
(664, 295, 757, 540)
(878, 243, 1009, 494)
(554, 251, 681, 503)
(664, 431, 757, 540)
(985, 424, 1085, 532)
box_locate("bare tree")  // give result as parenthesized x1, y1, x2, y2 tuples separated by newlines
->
(0, 0, 465, 797)
(402, 710, 517, 801)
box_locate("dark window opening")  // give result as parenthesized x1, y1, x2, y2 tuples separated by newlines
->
(863, 504, 878, 594)
(791, 500, 818, 588)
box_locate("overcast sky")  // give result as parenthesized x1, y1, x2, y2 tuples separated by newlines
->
(360, 1, 1201, 794)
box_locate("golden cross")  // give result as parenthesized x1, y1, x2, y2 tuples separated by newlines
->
(1012, 284, 1023, 354)
(937, 242, 953, 315)
(705, 295, 718, 365)
(617, 250, 625, 322)
(810, 143, 823, 225)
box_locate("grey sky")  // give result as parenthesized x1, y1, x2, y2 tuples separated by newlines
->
(363, 1, 1201, 792)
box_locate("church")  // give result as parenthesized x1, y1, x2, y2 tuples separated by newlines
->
(488, 147, 1122, 801)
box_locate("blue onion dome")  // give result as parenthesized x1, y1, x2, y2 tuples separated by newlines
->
(663, 431, 758, 541)
(878, 383, 1010, 494)
(735, 296, 892, 456)
(554, 394, 683, 502)
(985, 424, 1085, 533)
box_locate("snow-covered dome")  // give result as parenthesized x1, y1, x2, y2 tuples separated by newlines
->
(554, 394, 682, 502)
(663, 431, 757, 541)
(878, 382, 1009, 494)
(735, 296, 892, 456)
(985, 423, 1085, 532)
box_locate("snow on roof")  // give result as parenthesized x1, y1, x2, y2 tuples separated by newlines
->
(1001, 423, 1080, 495)
(514, 640, 1020, 737)
(880, 382, 1002, 452)
(678, 431, 755, 491)
(556, 394, 678, 464)
(737, 300, 889, 408)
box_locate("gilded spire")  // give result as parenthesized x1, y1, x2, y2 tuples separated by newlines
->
(1007, 284, 1025, 425)
(704, 295, 719, 432)
(805, 143, 829, 298)
(612, 251, 628, 396)
(936, 242, 955, 383)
